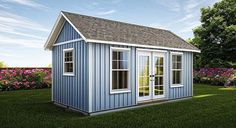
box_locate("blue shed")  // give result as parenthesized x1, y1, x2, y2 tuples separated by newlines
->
(44, 11, 200, 115)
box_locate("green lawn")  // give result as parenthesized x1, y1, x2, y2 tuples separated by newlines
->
(0, 84, 236, 128)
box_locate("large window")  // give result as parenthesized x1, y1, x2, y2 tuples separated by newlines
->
(171, 52, 183, 87)
(110, 47, 130, 93)
(63, 48, 74, 76)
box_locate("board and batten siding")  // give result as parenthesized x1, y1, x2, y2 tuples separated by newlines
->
(55, 21, 81, 43)
(51, 20, 193, 113)
(52, 21, 88, 112)
(167, 51, 193, 99)
(87, 45, 193, 112)
(88, 43, 137, 112)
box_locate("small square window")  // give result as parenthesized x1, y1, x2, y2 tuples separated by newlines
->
(63, 48, 74, 76)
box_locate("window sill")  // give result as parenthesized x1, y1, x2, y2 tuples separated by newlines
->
(110, 90, 131, 94)
(170, 84, 184, 88)
(63, 73, 75, 76)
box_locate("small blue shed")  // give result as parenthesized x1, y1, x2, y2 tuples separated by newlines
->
(44, 11, 200, 115)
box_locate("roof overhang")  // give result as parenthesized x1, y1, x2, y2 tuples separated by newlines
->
(44, 12, 87, 50)
(87, 39, 201, 53)
(44, 11, 200, 53)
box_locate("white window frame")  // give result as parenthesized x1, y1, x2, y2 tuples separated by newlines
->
(63, 48, 75, 76)
(110, 47, 131, 94)
(170, 52, 183, 88)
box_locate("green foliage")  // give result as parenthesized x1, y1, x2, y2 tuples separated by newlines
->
(192, 0, 236, 68)
(0, 61, 7, 68)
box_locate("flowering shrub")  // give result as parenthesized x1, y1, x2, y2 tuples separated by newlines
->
(194, 68, 236, 87)
(0, 68, 51, 91)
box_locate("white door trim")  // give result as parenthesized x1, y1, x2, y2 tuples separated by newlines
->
(137, 51, 152, 102)
(152, 52, 165, 99)
(136, 49, 166, 102)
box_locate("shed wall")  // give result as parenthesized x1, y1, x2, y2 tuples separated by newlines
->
(88, 43, 193, 112)
(88, 43, 137, 112)
(52, 21, 88, 112)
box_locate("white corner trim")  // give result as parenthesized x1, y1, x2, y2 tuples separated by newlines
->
(88, 43, 93, 113)
(63, 48, 75, 76)
(61, 12, 87, 42)
(53, 38, 83, 46)
(87, 39, 201, 53)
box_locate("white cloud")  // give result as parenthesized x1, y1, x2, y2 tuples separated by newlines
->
(3, 0, 48, 9)
(0, 10, 49, 32)
(0, 4, 10, 9)
(0, 10, 48, 44)
(149, 22, 169, 30)
(0, 35, 44, 48)
(97, 10, 116, 15)
(154, 0, 181, 12)
(180, 21, 201, 33)
(177, 14, 194, 22)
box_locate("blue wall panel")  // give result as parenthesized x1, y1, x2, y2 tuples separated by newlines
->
(168, 52, 193, 99)
(88, 43, 136, 112)
(52, 41, 88, 112)
(55, 21, 81, 43)
(52, 21, 88, 112)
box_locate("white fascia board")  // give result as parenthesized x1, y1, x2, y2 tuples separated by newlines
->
(87, 39, 201, 53)
(61, 12, 87, 42)
(44, 14, 63, 50)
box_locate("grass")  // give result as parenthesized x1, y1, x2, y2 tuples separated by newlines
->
(0, 84, 236, 128)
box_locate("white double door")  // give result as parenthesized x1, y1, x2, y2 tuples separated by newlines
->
(138, 51, 165, 101)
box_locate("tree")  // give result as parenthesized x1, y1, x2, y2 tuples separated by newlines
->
(193, 0, 236, 68)
(0, 61, 7, 68)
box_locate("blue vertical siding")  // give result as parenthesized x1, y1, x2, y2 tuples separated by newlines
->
(52, 41, 88, 112)
(52, 21, 88, 112)
(55, 21, 80, 43)
(168, 52, 193, 99)
(88, 44, 193, 112)
(88, 43, 136, 112)
(52, 19, 193, 113)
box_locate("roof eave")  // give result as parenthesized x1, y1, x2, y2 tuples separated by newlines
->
(87, 39, 201, 53)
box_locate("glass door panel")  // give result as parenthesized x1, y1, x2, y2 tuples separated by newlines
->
(153, 55, 164, 98)
(138, 53, 151, 101)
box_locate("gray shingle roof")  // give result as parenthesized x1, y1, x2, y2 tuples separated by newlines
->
(62, 11, 199, 51)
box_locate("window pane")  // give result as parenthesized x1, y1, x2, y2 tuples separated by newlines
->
(112, 51, 118, 60)
(177, 55, 181, 62)
(112, 71, 128, 90)
(65, 63, 73, 73)
(173, 71, 181, 84)
(112, 71, 118, 89)
(172, 55, 176, 62)
(118, 51, 128, 60)
(160, 58, 163, 65)
(119, 60, 128, 69)
(112, 61, 118, 69)
(65, 51, 73, 62)
(177, 62, 181, 69)
(172, 55, 181, 69)
(139, 56, 149, 66)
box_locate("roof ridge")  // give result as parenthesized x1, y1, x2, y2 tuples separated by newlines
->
(61, 11, 170, 32)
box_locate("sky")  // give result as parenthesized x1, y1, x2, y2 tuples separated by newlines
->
(0, 0, 219, 67)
